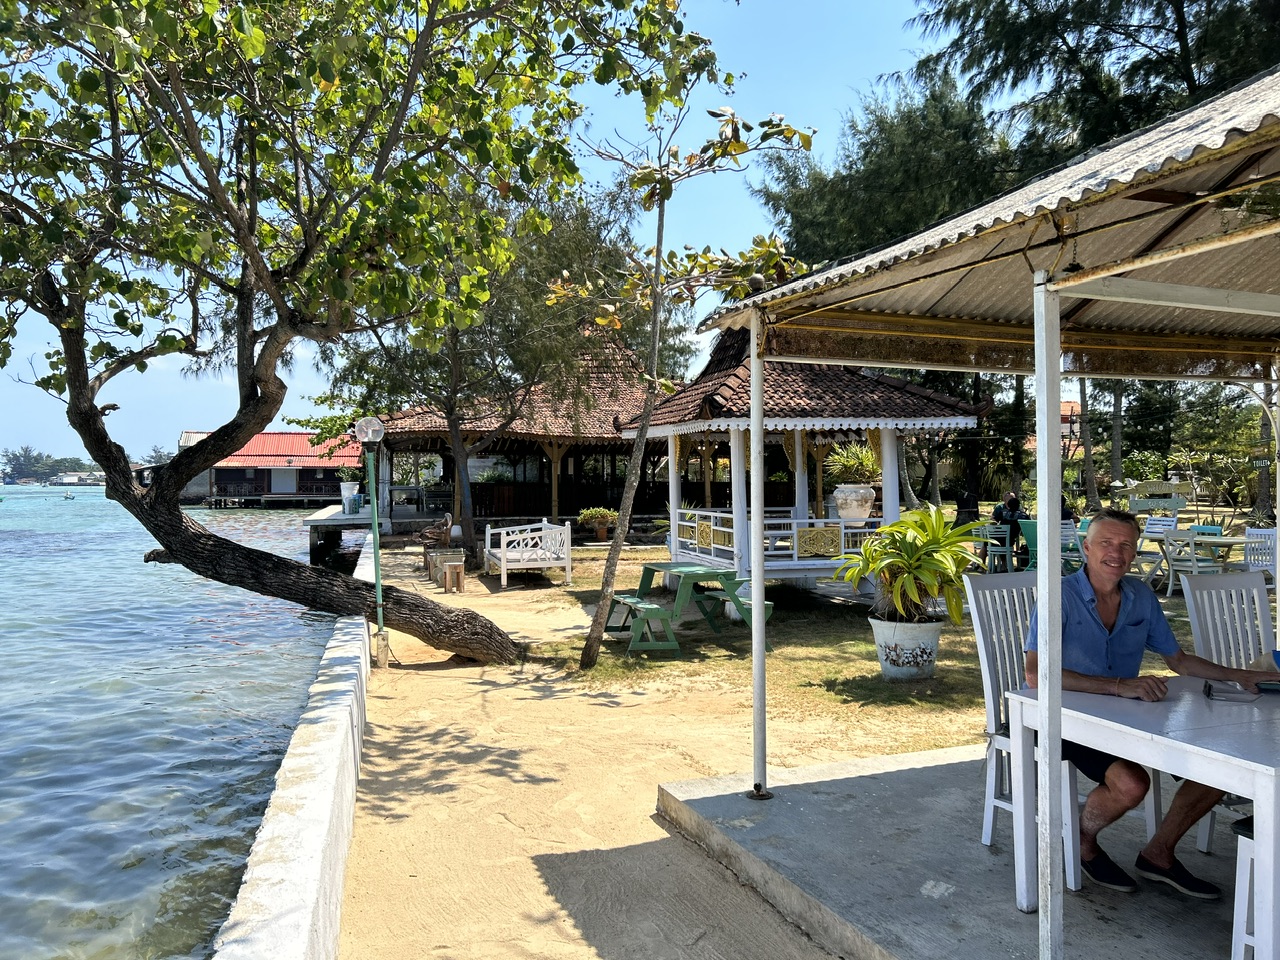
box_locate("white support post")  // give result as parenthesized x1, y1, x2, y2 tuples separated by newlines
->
(729, 427, 748, 578)
(1033, 272, 1064, 959)
(667, 435, 681, 558)
(879, 428, 900, 523)
(749, 309, 770, 799)
(793, 428, 808, 521)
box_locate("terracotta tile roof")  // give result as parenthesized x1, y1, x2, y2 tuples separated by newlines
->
(644, 328, 977, 429)
(181, 431, 362, 469)
(382, 333, 649, 444)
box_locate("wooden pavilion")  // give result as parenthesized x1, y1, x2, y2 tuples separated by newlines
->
(630, 326, 980, 582)
(377, 334, 661, 522)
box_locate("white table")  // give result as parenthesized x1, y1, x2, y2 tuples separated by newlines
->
(1008, 677, 1280, 955)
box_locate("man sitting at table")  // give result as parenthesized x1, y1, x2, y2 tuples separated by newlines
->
(1026, 507, 1275, 900)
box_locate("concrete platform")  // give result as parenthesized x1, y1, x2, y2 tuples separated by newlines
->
(658, 746, 1246, 959)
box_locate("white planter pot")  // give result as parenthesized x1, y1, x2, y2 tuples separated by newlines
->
(868, 617, 942, 680)
(832, 483, 875, 520)
(339, 481, 361, 499)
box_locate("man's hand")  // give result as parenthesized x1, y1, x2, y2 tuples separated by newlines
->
(1117, 675, 1168, 701)
(1234, 671, 1279, 694)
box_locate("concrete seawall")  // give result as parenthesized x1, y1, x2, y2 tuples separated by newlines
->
(211, 538, 374, 960)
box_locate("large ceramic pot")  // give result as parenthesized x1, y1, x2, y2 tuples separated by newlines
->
(868, 617, 942, 680)
(339, 481, 360, 500)
(832, 483, 875, 520)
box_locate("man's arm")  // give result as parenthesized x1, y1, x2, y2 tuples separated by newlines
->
(1162, 648, 1276, 692)
(1025, 650, 1170, 701)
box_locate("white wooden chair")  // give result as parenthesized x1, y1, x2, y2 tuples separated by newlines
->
(1133, 515, 1177, 584)
(964, 571, 1079, 889)
(964, 570, 1166, 889)
(1242, 526, 1276, 583)
(1161, 530, 1223, 596)
(1181, 571, 1274, 853)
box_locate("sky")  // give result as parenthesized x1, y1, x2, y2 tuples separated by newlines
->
(0, 0, 924, 462)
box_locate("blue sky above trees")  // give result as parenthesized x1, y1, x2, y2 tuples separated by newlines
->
(0, 0, 921, 460)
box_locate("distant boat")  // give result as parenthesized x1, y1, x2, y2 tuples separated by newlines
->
(63, 492, 75, 500)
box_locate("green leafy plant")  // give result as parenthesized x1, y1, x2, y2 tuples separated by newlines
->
(474, 467, 514, 483)
(337, 466, 364, 483)
(835, 506, 986, 624)
(824, 442, 880, 484)
(577, 506, 620, 527)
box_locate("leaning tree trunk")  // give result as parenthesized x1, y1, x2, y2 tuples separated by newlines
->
(1258, 381, 1274, 520)
(897, 440, 922, 510)
(1078, 377, 1102, 511)
(58, 298, 519, 664)
(580, 186, 670, 669)
(1110, 381, 1125, 499)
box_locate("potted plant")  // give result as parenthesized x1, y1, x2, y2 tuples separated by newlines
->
(577, 506, 619, 542)
(824, 442, 879, 521)
(835, 505, 986, 680)
(337, 465, 363, 507)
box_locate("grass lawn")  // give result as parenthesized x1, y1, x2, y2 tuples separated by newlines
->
(484, 545, 1198, 757)
(385, 537, 1195, 758)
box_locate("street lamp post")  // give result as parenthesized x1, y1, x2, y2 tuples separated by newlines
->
(353, 417, 388, 668)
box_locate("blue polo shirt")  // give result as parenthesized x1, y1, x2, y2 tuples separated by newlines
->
(1025, 566, 1180, 678)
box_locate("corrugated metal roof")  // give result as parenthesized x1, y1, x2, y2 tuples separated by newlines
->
(181, 431, 362, 468)
(710, 65, 1280, 319)
(701, 65, 1280, 381)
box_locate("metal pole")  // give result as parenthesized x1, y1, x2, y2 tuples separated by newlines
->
(749, 307, 771, 800)
(367, 445, 388, 667)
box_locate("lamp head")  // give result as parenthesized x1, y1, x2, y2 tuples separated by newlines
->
(353, 417, 385, 445)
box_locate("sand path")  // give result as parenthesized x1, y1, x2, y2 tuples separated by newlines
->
(337, 548, 843, 959)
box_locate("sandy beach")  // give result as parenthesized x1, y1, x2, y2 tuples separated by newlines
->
(336, 546, 883, 959)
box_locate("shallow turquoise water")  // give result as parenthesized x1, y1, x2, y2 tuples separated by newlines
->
(0, 485, 333, 959)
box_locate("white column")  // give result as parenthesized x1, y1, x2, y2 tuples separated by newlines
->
(793, 428, 808, 520)
(667, 435, 681, 558)
(1033, 272, 1064, 959)
(879, 428, 900, 523)
(729, 427, 748, 578)
(749, 309, 769, 798)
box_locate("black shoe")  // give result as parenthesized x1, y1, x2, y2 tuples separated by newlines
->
(1231, 815, 1254, 839)
(1134, 854, 1222, 900)
(1081, 849, 1137, 892)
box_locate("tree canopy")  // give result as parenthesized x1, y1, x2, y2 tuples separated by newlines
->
(0, 0, 723, 660)
(911, 0, 1280, 162)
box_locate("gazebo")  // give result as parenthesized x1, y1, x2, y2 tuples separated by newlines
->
(627, 326, 979, 582)
(701, 66, 1280, 958)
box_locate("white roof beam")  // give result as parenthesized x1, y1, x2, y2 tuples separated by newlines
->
(1056, 276, 1280, 317)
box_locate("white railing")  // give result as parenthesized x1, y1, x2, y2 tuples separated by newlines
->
(672, 508, 882, 570)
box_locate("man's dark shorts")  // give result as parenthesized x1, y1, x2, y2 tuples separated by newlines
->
(1062, 741, 1122, 783)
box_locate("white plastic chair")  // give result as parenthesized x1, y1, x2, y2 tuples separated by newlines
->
(963, 571, 1080, 889)
(1059, 520, 1083, 572)
(1161, 530, 1223, 596)
(1242, 526, 1276, 583)
(1182, 571, 1275, 670)
(1233, 834, 1255, 960)
(1182, 570, 1274, 853)
(1133, 515, 1178, 584)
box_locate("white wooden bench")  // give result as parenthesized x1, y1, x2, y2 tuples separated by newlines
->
(483, 519, 573, 588)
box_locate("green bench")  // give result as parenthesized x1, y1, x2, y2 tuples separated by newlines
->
(605, 594, 680, 655)
(700, 589, 774, 626)
(698, 589, 775, 651)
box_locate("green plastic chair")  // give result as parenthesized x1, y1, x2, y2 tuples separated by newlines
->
(1019, 519, 1038, 571)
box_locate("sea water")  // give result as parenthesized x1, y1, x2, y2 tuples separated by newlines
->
(0, 485, 335, 959)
